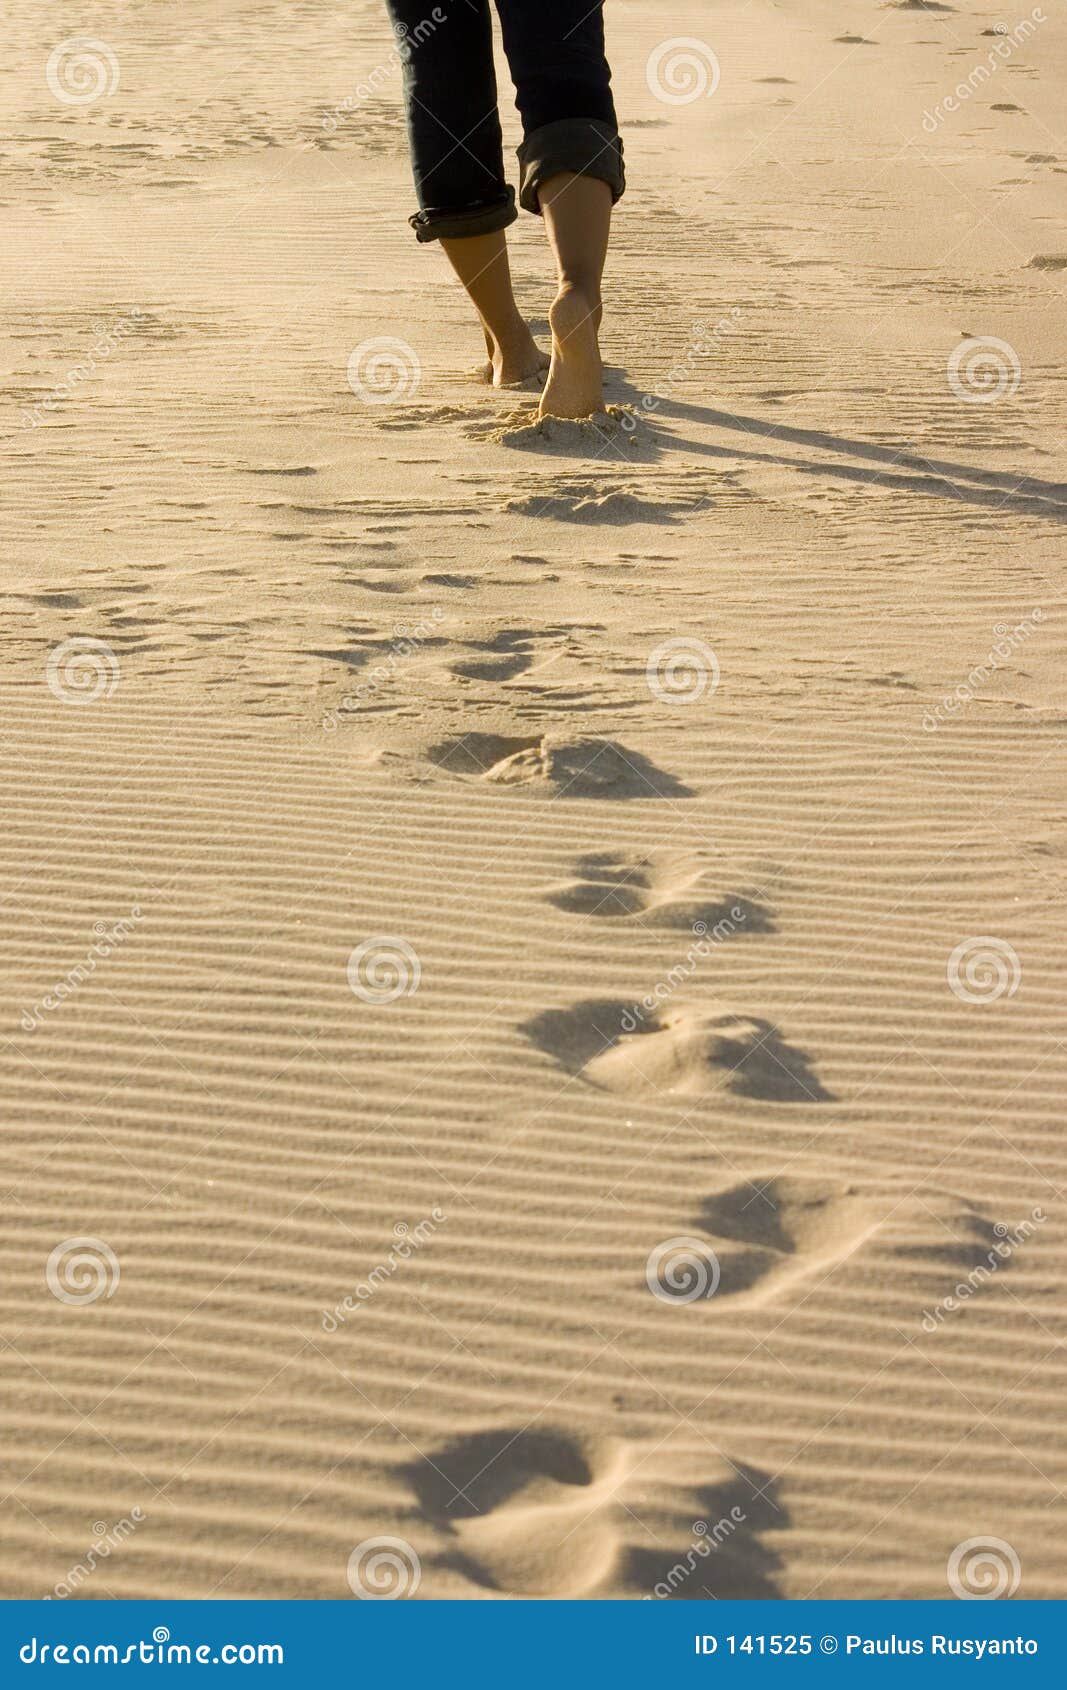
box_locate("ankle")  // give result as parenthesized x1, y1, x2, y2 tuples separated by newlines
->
(556, 276, 601, 311)
(486, 315, 534, 358)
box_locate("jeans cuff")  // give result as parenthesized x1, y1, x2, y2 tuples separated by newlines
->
(408, 187, 517, 243)
(517, 119, 625, 216)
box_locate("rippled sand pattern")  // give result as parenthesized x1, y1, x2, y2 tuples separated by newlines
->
(1, 0, 1065, 1600)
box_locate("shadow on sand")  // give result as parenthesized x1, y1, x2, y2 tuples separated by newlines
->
(608, 380, 1067, 522)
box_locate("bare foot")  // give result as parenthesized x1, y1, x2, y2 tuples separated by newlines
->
(481, 324, 549, 388)
(539, 284, 603, 419)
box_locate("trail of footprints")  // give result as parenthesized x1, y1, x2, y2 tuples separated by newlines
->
(363, 694, 1008, 1592)
(531, 849, 827, 1103)
(405, 1427, 780, 1598)
(527, 846, 1009, 1318)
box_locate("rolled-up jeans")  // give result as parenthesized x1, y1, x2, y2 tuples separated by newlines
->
(383, 0, 624, 242)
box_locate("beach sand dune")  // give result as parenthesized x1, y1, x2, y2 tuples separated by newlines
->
(1, 0, 1065, 1598)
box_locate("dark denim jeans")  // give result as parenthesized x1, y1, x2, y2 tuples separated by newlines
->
(383, 1, 624, 242)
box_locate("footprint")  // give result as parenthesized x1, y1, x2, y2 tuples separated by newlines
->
(427, 733, 692, 798)
(410, 1429, 782, 1598)
(472, 407, 651, 456)
(523, 1000, 831, 1101)
(547, 849, 774, 933)
(695, 1178, 888, 1306)
(450, 628, 540, 683)
(409, 1426, 629, 1595)
(376, 403, 475, 432)
(28, 591, 84, 608)
(233, 463, 318, 477)
(691, 1179, 1004, 1309)
(626, 1463, 785, 1599)
(506, 487, 675, 525)
(449, 625, 574, 684)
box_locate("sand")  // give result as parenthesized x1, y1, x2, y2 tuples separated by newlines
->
(2, 0, 1065, 1601)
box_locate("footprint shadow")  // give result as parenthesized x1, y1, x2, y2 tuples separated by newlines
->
(524, 999, 832, 1102)
(406, 1425, 628, 1595)
(451, 628, 540, 683)
(697, 1177, 887, 1305)
(548, 850, 776, 933)
(427, 734, 693, 799)
(407, 1430, 785, 1598)
(627, 1465, 787, 1599)
(691, 1178, 1008, 1309)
